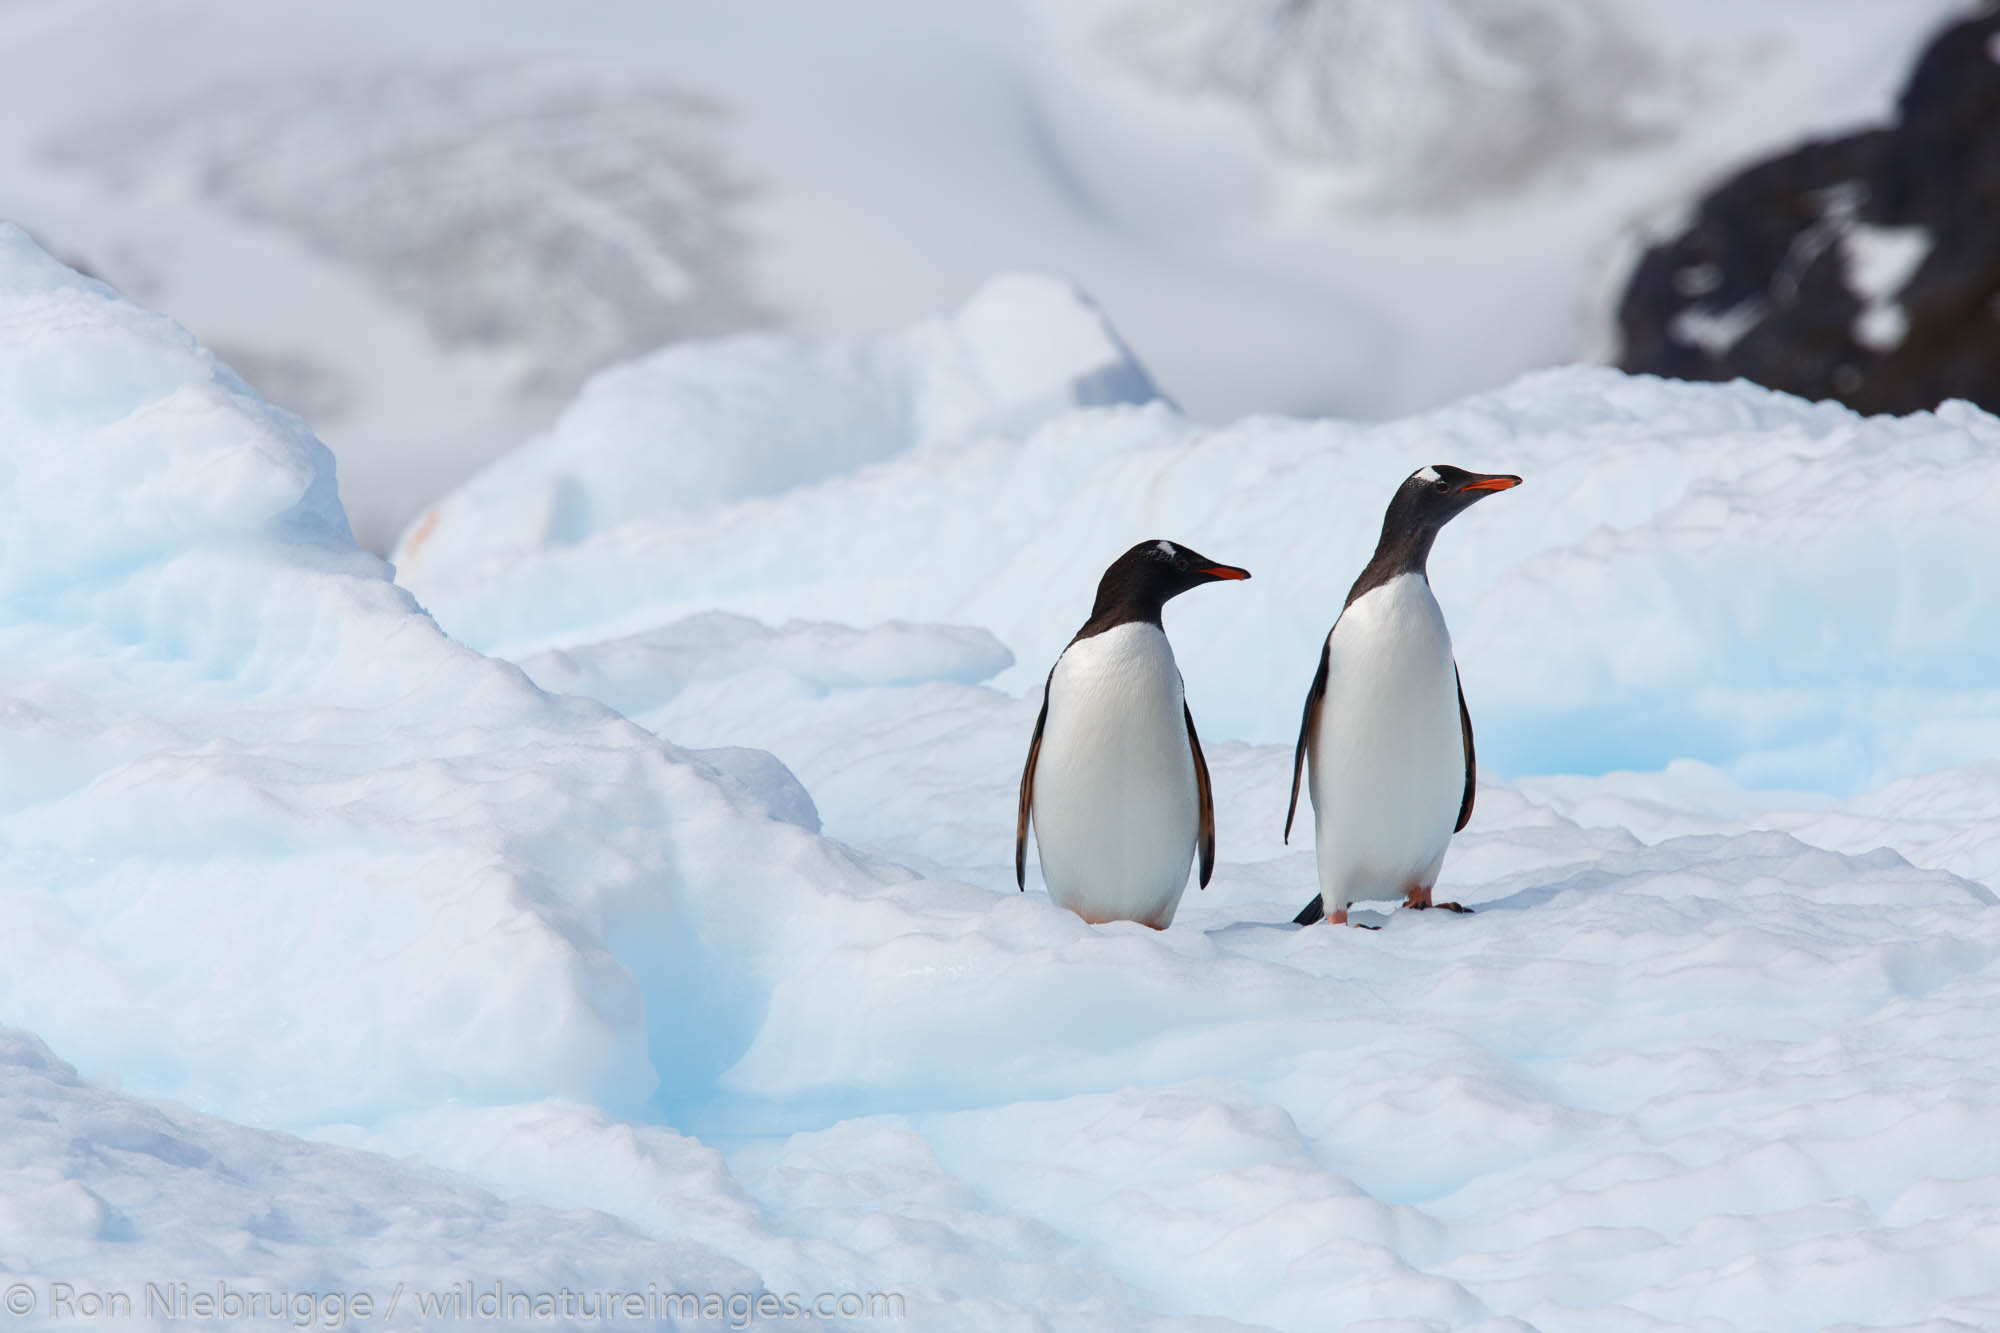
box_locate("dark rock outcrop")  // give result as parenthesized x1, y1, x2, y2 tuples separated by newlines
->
(1617, 6, 2000, 415)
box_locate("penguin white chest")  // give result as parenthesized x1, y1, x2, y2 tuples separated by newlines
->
(1031, 622, 1200, 928)
(1308, 573, 1464, 908)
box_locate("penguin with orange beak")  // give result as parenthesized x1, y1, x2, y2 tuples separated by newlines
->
(1285, 466, 1520, 927)
(1018, 540, 1251, 929)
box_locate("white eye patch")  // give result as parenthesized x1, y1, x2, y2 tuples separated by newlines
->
(1154, 541, 1178, 558)
(1415, 466, 1441, 483)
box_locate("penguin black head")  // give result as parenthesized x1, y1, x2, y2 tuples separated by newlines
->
(1393, 464, 1521, 528)
(1350, 465, 1521, 603)
(1078, 539, 1251, 638)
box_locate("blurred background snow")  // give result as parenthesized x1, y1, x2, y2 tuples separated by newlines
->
(1, 0, 1986, 551)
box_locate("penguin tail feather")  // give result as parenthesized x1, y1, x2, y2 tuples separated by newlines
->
(1292, 895, 1325, 927)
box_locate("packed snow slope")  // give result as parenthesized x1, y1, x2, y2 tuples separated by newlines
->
(0, 219, 937, 1127)
(0, 0, 1971, 548)
(11, 230, 2000, 1329)
(401, 277, 2000, 799)
(0, 1027, 771, 1326)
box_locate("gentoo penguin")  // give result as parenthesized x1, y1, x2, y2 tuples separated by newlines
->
(1017, 540, 1251, 929)
(1284, 465, 1519, 926)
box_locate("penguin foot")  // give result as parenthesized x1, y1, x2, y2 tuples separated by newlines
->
(1294, 897, 1380, 929)
(1436, 901, 1474, 914)
(1402, 886, 1472, 913)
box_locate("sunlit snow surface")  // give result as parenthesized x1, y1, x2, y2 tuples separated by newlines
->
(402, 279, 2000, 797)
(9, 228, 2000, 1329)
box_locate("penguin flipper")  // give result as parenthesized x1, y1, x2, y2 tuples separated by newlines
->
(1284, 637, 1331, 844)
(1455, 666, 1476, 833)
(1184, 702, 1216, 889)
(1016, 668, 1054, 891)
(1292, 894, 1325, 926)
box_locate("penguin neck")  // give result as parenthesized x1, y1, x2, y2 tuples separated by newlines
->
(1074, 583, 1166, 643)
(1345, 517, 1438, 608)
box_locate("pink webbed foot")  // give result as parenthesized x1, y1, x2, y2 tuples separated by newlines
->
(1403, 884, 1472, 914)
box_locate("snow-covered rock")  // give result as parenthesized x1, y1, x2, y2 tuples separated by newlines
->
(1618, 7, 2000, 419)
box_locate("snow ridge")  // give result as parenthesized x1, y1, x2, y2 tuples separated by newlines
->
(7, 224, 2000, 1331)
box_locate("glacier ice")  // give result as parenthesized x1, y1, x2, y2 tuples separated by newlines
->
(395, 273, 1158, 587)
(0, 221, 912, 1126)
(400, 281, 2000, 796)
(6, 221, 2000, 1330)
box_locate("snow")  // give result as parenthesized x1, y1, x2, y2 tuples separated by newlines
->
(1844, 224, 1931, 353)
(0, 220, 917, 1131)
(0, 1027, 766, 1327)
(9, 227, 2000, 1329)
(400, 285, 2000, 796)
(0, 0, 1970, 549)
(1104, 0, 1660, 205)
(396, 274, 1155, 580)
(1668, 296, 1766, 355)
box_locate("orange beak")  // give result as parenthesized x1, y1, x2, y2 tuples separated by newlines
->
(1198, 565, 1251, 580)
(1460, 476, 1521, 492)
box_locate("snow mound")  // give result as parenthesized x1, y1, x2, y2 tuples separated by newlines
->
(0, 1027, 760, 1315)
(1527, 759, 2000, 892)
(400, 289, 2000, 793)
(518, 612, 1014, 720)
(514, 613, 1016, 839)
(512, 612, 1021, 879)
(9, 228, 2000, 1329)
(0, 222, 909, 1126)
(685, 744, 824, 834)
(394, 274, 1159, 583)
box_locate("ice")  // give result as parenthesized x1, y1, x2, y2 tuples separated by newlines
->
(0, 221, 916, 1128)
(395, 274, 1156, 584)
(0, 1028, 767, 1323)
(685, 745, 823, 833)
(516, 613, 1012, 733)
(0, 1, 1969, 550)
(513, 613, 1019, 838)
(402, 303, 2000, 795)
(8, 225, 2000, 1329)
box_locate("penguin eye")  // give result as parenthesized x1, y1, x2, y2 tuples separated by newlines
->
(1430, 478, 1449, 493)
(1175, 557, 1190, 572)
